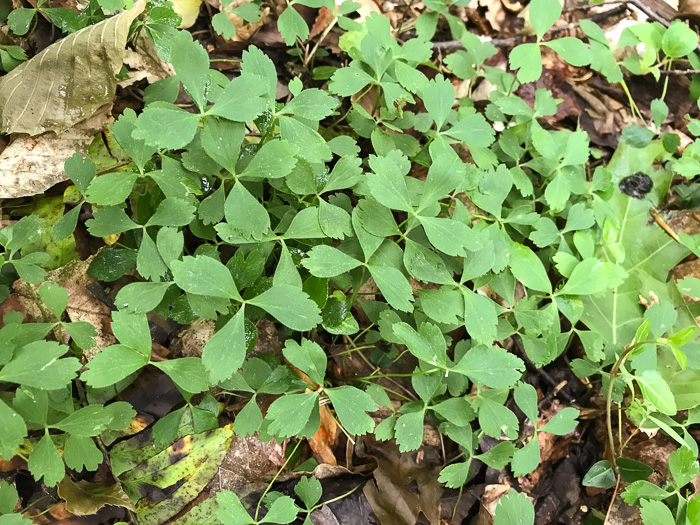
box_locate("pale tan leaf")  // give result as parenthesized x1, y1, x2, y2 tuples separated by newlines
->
(0, 106, 112, 198)
(0, 0, 145, 136)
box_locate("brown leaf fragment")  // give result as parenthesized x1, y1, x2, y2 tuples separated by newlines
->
(0, 0, 145, 135)
(58, 478, 136, 516)
(0, 105, 113, 199)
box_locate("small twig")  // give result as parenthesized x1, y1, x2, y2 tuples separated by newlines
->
(564, 0, 629, 12)
(660, 69, 700, 75)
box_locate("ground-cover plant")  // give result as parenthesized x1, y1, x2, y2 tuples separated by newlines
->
(1, 0, 700, 522)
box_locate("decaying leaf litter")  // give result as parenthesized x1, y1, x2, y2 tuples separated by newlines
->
(0, 0, 700, 522)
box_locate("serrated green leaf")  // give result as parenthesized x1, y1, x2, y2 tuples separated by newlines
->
(172, 255, 240, 300)
(266, 392, 318, 439)
(133, 102, 200, 150)
(81, 345, 149, 388)
(452, 345, 524, 388)
(153, 357, 211, 394)
(393, 322, 446, 367)
(282, 338, 326, 386)
(203, 307, 246, 384)
(249, 284, 321, 331)
(224, 182, 270, 239)
(325, 386, 376, 435)
(511, 438, 540, 476)
(493, 490, 534, 525)
(0, 400, 27, 460)
(539, 407, 579, 435)
(0, 341, 80, 389)
(28, 432, 64, 487)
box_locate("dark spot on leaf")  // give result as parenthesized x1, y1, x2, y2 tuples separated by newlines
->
(618, 173, 653, 199)
(169, 452, 187, 465)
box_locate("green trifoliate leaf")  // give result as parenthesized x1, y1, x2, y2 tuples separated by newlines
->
(514, 382, 538, 422)
(279, 116, 332, 163)
(366, 150, 414, 212)
(212, 12, 237, 39)
(0, 341, 80, 389)
(511, 437, 540, 476)
(52, 204, 82, 241)
(146, 198, 196, 227)
(81, 345, 149, 388)
(265, 392, 319, 439)
(508, 243, 552, 293)
(444, 113, 495, 149)
(248, 284, 321, 331)
(171, 255, 240, 300)
(394, 410, 425, 452)
(452, 345, 524, 388)
(508, 43, 542, 83)
(277, 6, 309, 45)
(202, 307, 247, 384)
(201, 117, 245, 172)
(28, 432, 65, 487)
(669, 446, 699, 487)
(279, 88, 338, 120)
(0, 400, 27, 460)
(282, 338, 326, 386)
(540, 407, 579, 435)
(133, 102, 200, 150)
(169, 30, 210, 110)
(543, 37, 591, 66)
(53, 405, 115, 436)
(318, 199, 353, 240)
(137, 232, 167, 281)
(39, 282, 68, 319)
(322, 155, 362, 192)
(224, 182, 271, 239)
(13, 387, 48, 427)
(302, 245, 362, 277)
(240, 46, 277, 103)
(241, 139, 299, 179)
(217, 491, 255, 525)
(420, 217, 482, 256)
(261, 494, 299, 524)
(422, 75, 454, 131)
(157, 227, 184, 267)
(475, 441, 515, 469)
(393, 322, 447, 367)
(558, 258, 612, 296)
(153, 357, 211, 394)
(209, 74, 269, 122)
(477, 394, 519, 439)
(461, 289, 498, 345)
(493, 490, 534, 525)
(639, 499, 675, 525)
(64, 153, 96, 194)
(431, 397, 475, 426)
(662, 20, 698, 58)
(325, 386, 376, 436)
(635, 370, 677, 415)
(438, 463, 470, 489)
(85, 206, 139, 237)
(529, 0, 561, 40)
(368, 264, 414, 312)
(108, 108, 157, 172)
(0, 480, 18, 514)
(295, 476, 322, 509)
(111, 311, 151, 356)
(328, 67, 374, 96)
(63, 434, 103, 472)
(403, 240, 453, 284)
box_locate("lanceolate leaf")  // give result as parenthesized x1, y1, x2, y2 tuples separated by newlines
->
(0, 0, 146, 135)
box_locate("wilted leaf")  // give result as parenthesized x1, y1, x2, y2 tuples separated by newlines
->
(57, 477, 136, 515)
(0, 0, 146, 135)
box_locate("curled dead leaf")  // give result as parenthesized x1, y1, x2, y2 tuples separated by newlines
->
(0, 0, 145, 135)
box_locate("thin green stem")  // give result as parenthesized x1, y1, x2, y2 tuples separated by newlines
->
(255, 440, 302, 521)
